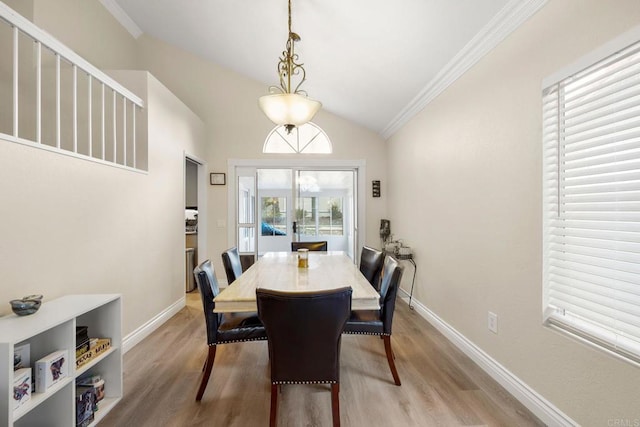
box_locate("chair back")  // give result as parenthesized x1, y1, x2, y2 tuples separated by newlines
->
(378, 256, 404, 335)
(257, 287, 352, 384)
(194, 260, 222, 345)
(359, 246, 385, 290)
(221, 247, 243, 284)
(291, 241, 328, 251)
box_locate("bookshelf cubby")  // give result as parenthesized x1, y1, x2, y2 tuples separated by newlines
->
(0, 294, 122, 426)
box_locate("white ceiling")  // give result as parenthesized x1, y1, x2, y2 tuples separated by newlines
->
(107, 0, 543, 137)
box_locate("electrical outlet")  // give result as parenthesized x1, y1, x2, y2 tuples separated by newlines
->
(488, 311, 498, 334)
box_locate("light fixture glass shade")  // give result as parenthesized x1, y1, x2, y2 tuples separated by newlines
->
(258, 93, 321, 126)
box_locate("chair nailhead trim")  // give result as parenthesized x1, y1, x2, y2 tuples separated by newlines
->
(343, 332, 390, 336)
(211, 337, 268, 346)
(273, 380, 337, 385)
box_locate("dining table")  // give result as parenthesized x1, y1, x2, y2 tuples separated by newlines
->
(213, 251, 381, 313)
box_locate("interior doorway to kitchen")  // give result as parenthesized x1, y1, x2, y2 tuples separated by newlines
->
(184, 155, 207, 292)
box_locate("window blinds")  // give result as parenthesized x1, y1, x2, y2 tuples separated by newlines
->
(543, 40, 640, 364)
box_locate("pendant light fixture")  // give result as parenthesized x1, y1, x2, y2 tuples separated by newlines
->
(258, 0, 321, 134)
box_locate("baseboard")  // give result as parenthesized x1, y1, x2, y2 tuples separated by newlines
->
(397, 290, 576, 427)
(122, 296, 186, 354)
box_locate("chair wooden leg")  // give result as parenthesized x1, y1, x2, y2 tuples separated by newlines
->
(383, 335, 401, 386)
(270, 384, 278, 427)
(196, 346, 216, 401)
(331, 383, 340, 427)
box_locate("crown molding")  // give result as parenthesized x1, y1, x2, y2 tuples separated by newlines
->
(99, 0, 143, 39)
(381, 0, 548, 140)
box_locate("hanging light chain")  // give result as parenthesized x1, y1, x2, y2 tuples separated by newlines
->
(288, 0, 292, 35)
(269, 0, 308, 96)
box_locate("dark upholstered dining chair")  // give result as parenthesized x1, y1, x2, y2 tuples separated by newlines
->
(256, 287, 352, 427)
(221, 247, 243, 284)
(193, 260, 267, 401)
(291, 241, 328, 251)
(359, 246, 385, 290)
(344, 256, 404, 385)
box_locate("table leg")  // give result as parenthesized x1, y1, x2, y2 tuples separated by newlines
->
(408, 259, 417, 310)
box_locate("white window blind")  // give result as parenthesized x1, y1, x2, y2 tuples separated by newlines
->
(543, 39, 640, 365)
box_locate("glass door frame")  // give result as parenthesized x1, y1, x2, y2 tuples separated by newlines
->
(292, 169, 356, 260)
(228, 159, 366, 263)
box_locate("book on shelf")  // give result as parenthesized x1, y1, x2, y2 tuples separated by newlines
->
(35, 349, 68, 393)
(77, 373, 102, 385)
(77, 380, 105, 406)
(76, 338, 112, 369)
(13, 368, 31, 409)
(77, 374, 105, 403)
(76, 341, 90, 359)
(76, 387, 96, 427)
(76, 326, 89, 345)
(14, 342, 30, 371)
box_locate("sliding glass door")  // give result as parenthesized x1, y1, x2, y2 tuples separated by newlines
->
(258, 169, 293, 253)
(294, 170, 355, 258)
(235, 167, 357, 261)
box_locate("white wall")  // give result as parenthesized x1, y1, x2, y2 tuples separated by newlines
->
(32, 0, 139, 71)
(1, 0, 383, 332)
(136, 35, 388, 275)
(0, 0, 207, 339)
(386, 0, 640, 424)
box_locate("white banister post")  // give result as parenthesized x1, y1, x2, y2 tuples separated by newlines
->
(12, 26, 18, 137)
(36, 41, 41, 143)
(73, 64, 78, 153)
(101, 83, 105, 160)
(132, 105, 137, 169)
(88, 74, 92, 157)
(112, 89, 116, 162)
(123, 97, 127, 166)
(55, 54, 60, 149)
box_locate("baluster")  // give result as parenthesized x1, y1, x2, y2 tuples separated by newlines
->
(55, 54, 60, 149)
(123, 96, 127, 166)
(88, 74, 92, 157)
(36, 40, 41, 143)
(132, 104, 137, 169)
(12, 26, 18, 137)
(101, 83, 105, 160)
(73, 64, 77, 153)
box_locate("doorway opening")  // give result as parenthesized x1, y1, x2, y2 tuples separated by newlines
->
(184, 155, 207, 292)
(229, 160, 365, 265)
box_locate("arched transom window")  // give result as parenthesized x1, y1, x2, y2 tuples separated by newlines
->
(263, 122, 332, 154)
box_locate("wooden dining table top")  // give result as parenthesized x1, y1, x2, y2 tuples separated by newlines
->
(213, 251, 381, 313)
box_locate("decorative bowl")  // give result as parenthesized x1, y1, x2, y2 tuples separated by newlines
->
(10, 295, 43, 316)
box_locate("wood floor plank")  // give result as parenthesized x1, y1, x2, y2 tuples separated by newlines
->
(100, 294, 544, 427)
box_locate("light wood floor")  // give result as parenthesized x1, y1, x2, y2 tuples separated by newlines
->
(101, 293, 544, 427)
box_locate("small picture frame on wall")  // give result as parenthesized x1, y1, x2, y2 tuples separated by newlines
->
(210, 173, 226, 185)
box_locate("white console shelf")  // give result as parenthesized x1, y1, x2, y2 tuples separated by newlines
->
(0, 294, 122, 426)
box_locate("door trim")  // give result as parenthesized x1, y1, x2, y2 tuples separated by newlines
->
(227, 159, 366, 261)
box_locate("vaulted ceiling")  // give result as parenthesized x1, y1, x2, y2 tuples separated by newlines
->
(106, 0, 545, 138)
